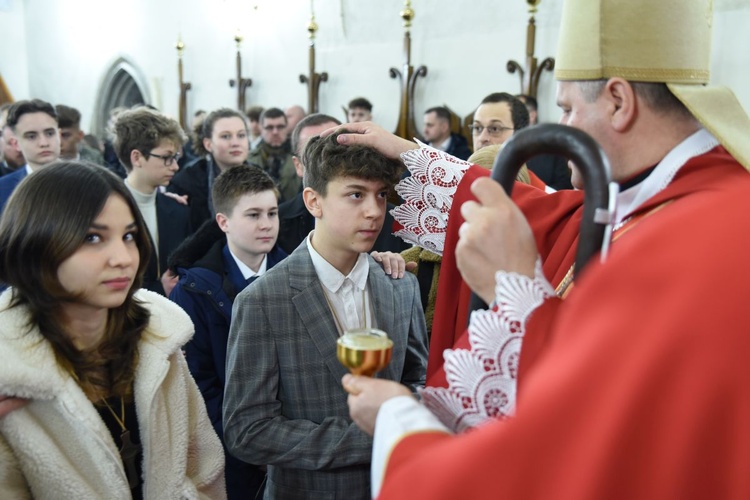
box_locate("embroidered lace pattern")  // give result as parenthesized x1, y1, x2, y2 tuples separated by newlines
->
(391, 141, 472, 255)
(420, 258, 555, 433)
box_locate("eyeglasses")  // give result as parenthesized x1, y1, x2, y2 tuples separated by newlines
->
(468, 124, 514, 136)
(145, 151, 181, 166)
(263, 124, 286, 131)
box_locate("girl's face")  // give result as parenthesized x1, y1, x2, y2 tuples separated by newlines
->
(56, 194, 140, 313)
(203, 117, 249, 170)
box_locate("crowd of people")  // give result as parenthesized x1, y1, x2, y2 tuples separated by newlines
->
(2, 0, 750, 498)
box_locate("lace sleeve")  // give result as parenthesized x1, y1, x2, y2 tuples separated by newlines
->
(420, 258, 555, 433)
(390, 141, 472, 255)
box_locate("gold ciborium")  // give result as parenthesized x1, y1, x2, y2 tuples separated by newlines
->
(336, 328, 393, 377)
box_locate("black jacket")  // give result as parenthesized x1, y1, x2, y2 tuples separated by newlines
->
(142, 192, 192, 295)
(444, 133, 472, 161)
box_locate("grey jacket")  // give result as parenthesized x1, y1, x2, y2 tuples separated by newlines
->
(223, 244, 428, 499)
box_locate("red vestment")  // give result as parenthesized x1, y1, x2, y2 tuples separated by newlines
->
(428, 165, 581, 385)
(380, 147, 750, 498)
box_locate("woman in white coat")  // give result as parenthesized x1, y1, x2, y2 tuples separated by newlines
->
(0, 161, 226, 499)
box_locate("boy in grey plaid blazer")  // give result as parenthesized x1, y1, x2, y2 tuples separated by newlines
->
(224, 131, 429, 499)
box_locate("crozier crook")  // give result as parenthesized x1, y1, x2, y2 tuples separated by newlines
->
(469, 123, 616, 313)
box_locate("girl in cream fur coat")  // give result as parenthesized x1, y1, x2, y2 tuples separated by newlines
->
(0, 161, 226, 499)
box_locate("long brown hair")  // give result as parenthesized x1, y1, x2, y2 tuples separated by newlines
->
(0, 161, 152, 400)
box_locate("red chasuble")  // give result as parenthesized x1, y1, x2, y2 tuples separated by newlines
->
(427, 164, 582, 385)
(381, 148, 750, 498)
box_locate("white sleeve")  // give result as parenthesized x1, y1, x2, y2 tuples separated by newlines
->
(390, 141, 471, 255)
(371, 395, 452, 498)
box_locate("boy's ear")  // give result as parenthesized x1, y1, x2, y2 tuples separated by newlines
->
(302, 187, 323, 219)
(216, 212, 230, 233)
(292, 156, 304, 178)
(130, 149, 143, 168)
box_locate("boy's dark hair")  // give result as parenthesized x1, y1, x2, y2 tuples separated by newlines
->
(291, 113, 341, 156)
(212, 165, 279, 216)
(113, 107, 187, 171)
(55, 104, 82, 129)
(479, 92, 530, 131)
(348, 97, 373, 112)
(245, 105, 264, 122)
(260, 107, 286, 125)
(302, 131, 402, 196)
(7, 99, 58, 130)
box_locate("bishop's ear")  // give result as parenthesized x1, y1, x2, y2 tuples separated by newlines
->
(605, 77, 637, 132)
(302, 187, 323, 218)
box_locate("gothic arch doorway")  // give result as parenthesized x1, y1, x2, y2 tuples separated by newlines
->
(93, 58, 150, 137)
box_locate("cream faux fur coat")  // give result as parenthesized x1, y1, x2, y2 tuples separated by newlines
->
(0, 289, 226, 499)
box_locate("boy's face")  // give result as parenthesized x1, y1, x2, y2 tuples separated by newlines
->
(130, 139, 180, 191)
(347, 107, 371, 123)
(59, 126, 83, 159)
(14, 111, 60, 170)
(305, 176, 388, 260)
(218, 190, 279, 262)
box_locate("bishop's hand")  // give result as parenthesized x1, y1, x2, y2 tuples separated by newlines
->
(457, 177, 539, 304)
(343, 375, 413, 436)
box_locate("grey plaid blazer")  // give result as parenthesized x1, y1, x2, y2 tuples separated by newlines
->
(223, 244, 428, 500)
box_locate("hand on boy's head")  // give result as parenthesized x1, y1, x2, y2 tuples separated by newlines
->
(323, 121, 418, 160)
(370, 250, 416, 279)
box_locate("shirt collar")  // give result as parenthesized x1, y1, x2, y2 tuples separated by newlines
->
(228, 248, 268, 280)
(306, 231, 369, 293)
(615, 128, 719, 222)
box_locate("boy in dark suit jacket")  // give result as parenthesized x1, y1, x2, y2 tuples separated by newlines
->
(224, 131, 429, 499)
(114, 107, 192, 295)
(170, 166, 287, 500)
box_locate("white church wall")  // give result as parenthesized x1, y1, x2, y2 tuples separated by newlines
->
(0, 0, 30, 100)
(0, 0, 748, 138)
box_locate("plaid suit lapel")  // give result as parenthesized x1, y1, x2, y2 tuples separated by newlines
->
(367, 259, 401, 381)
(288, 246, 350, 382)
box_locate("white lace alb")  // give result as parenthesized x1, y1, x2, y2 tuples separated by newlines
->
(391, 141, 471, 255)
(420, 258, 555, 433)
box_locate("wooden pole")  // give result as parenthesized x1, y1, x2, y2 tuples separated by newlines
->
(390, 0, 427, 140)
(299, 7, 328, 114)
(506, 0, 555, 98)
(176, 38, 192, 132)
(229, 32, 253, 111)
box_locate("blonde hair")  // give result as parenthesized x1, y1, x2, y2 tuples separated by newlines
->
(468, 144, 531, 185)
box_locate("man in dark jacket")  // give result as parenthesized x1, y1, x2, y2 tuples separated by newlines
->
(169, 165, 287, 500)
(422, 106, 471, 160)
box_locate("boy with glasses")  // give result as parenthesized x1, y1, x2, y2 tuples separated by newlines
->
(114, 106, 192, 295)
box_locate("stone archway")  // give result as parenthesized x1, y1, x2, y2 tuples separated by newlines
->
(93, 58, 150, 138)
